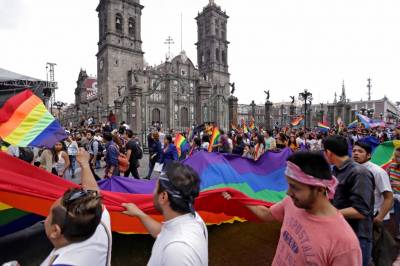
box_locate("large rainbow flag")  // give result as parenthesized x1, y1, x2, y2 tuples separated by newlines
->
(0, 149, 290, 235)
(0, 90, 66, 148)
(371, 140, 400, 169)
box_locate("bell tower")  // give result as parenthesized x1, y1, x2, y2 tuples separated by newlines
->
(96, 0, 144, 107)
(196, 0, 230, 86)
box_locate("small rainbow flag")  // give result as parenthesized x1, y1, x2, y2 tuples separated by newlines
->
(0, 90, 67, 148)
(348, 120, 358, 129)
(174, 133, 190, 158)
(249, 117, 255, 130)
(291, 115, 304, 126)
(241, 118, 249, 133)
(208, 127, 221, 152)
(317, 122, 330, 132)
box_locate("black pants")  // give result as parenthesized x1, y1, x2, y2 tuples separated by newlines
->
(124, 165, 139, 179)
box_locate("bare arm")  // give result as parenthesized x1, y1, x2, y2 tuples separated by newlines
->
(76, 148, 99, 191)
(122, 203, 162, 238)
(375, 191, 393, 222)
(339, 207, 365, 219)
(222, 192, 276, 222)
(126, 149, 132, 162)
(61, 152, 70, 176)
(246, 205, 276, 222)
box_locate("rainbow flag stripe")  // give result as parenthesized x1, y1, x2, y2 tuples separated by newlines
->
(208, 127, 221, 152)
(175, 133, 189, 157)
(348, 120, 358, 129)
(371, 140, 400, 169)
(0, 90, 67, 148)
(317, 122, 330, 132)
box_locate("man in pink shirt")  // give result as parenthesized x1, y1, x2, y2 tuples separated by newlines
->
(223, 151, 362, 266)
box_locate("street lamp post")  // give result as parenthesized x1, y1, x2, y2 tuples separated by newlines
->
(298, 89, 313, 130)
(54, 101, 65, 122)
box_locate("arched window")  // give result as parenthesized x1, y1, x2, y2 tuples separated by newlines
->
(116, 13, 123, 32)
(206, 49, 211, 63)
(181, 107, 189, 128)
(128, 17, 135, 37)
(216, 48, 220, 62)
(199, 52, 203, 65)
(152, 108, 161, 124)
(222, 50, 226, 64)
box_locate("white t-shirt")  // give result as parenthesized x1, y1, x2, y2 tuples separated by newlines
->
(41, 208, 112, 266)
(201, 142, 209, 151)
(363, 161, 393, 220)
(148, 213, 208, 266)
(296, 137, 305, 147)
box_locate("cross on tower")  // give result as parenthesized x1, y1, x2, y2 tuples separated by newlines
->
(164, 36, 174, 61)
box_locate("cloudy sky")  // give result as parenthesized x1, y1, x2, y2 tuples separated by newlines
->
(1, 0, 400, 105)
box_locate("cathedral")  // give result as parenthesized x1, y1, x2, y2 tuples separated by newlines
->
(93, 0, 232, 133)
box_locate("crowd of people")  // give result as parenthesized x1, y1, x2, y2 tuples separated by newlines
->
(2, 120, 400, 265)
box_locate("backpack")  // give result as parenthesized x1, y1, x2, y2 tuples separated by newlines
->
(132, 140, 143, 160)
(91, 140, 104, 159)
(18, 147, 34, 163)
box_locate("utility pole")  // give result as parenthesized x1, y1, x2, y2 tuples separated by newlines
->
(367, 78, 372, 101)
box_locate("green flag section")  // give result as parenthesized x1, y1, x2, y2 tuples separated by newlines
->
(371, 140, 400, 168)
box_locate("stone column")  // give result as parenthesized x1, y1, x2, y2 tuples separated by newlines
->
(129, 85, 142, 135)
(228, 96, 238, 129)
(196, 80, 212, 124)
(265, 101, 273, 130)
(114, 99, 122, 124)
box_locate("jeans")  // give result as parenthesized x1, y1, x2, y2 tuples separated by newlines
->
(147, 155, 155, 178)
(358, 237, 372, 266)
(394, 197, 400, 235)
(69, 155, 76, 177)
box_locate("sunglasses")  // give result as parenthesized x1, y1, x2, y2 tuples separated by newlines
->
(64, 189, 99, 211)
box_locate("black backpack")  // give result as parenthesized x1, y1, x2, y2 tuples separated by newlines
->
(131, 140, 143, 160)
(91, 140, 104, 158)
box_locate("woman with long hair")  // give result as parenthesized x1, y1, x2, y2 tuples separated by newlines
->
(253, 134, 265, 161)
(51, 141, 70, 178)
(288, 135, 299, 152)
(276, 132, 288, 149)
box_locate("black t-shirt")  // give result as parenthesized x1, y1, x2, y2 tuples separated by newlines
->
(126, 139, 140, 166)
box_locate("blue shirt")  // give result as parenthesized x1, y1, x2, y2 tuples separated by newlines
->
(105, 141, 119, 167)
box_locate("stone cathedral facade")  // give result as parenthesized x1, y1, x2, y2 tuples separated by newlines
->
(95, 0, 231, 133)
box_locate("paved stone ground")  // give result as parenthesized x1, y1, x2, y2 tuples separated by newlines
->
(68, 153, 151, 184)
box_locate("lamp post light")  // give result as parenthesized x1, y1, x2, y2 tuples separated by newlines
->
(298, 89, 313, 129)
(54, 101, 65, 122)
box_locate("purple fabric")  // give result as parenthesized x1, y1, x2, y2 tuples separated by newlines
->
(98, 176, 157, 194)
(182, 148, 291, 176)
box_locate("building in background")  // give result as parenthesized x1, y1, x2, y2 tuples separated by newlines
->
(78, 0, 232, 134)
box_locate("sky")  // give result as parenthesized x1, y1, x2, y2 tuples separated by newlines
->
(1, 0, 400, 106)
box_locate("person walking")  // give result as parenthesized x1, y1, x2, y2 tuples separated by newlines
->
(124, 129, 143, 179)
